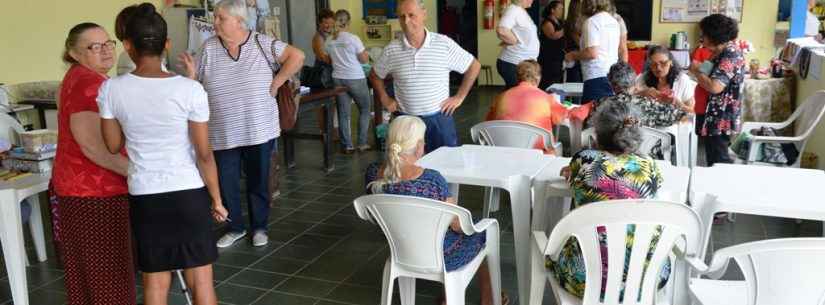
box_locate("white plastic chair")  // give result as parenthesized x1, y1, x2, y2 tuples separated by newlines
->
(657, 118, 696, 168)
(353, 194, 502, 305)
(689, 238, 825, 305)
(639, 127, 674, 164)
(470, 120, 562, 218)
(529, 200, 705, 305)
(736, 90, 825, 168)
(471, 120, 562, 155)
(0, 112, 25, 145)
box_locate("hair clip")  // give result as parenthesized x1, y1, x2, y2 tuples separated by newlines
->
(622, 117, 639, 128)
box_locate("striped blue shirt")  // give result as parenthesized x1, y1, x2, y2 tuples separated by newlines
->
(196, 31, 286, 150)
(373, 31, 475, 115)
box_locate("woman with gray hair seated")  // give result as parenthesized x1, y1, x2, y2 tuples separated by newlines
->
(553, 100, 667, 299)
(600, 61, 686, 128)
(179, 0, 305, 249)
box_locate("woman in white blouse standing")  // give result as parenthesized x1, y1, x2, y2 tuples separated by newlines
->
(326, 9, 372, 153)
(496, 0, 539, 88)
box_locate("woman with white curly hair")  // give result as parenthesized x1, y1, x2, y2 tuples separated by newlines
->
(179, 0, 305, 249)
(364, 115, 507, 305)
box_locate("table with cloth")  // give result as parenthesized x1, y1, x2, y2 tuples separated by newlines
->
(741, 76, 796, 123)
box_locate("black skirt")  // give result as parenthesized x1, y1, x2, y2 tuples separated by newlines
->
(130, 187, 218, 273)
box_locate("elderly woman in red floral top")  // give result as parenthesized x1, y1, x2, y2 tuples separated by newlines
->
(52, 22, 134, 305)
(689, 14, 745, 166)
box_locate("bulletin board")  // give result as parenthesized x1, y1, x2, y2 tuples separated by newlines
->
(363, 0, 397, 19)
(660, 0, 743, 23)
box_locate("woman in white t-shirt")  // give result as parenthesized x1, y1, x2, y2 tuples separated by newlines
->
(564, 0, 620, 102)
(635, 45, 696, 114)
(608, 3, 629, 63)
(98, 4, 227, 304)
(114, 4, 168, 75)
(496, 0, 539, 88)
(325, 9, 372, 153)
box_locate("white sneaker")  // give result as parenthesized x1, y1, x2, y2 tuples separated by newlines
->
(252, 231, 269, 247)
(216, 231, 246, 248)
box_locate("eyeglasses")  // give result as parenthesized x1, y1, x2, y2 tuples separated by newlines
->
(85, 40, 117, 53)
(650, 60, 671, 68)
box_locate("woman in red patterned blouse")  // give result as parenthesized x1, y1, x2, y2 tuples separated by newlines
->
(52, 22, 135, 305)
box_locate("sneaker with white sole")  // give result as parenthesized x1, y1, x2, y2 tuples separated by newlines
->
(252, 231, 269, 247)
(216, 231, 246, 248)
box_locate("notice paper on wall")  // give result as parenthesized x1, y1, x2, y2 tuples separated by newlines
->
(661, 0, 742, 23)
(188, 17, 215, 54)
(661, 0, 709, 22)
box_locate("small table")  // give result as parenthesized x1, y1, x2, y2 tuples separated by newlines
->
(546, 82, 583, 97)
(0, 172, 50, 305)
(690, 164, 825, 257)
(282, 87, 346, 173)
(417, 145, 553, 305)
(742, 76, 796, 124)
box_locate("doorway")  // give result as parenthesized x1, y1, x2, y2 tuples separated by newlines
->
(437, 0, 478, 85)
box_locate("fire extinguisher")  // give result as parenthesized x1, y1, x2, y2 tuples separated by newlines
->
(483, 0, 495, 30)
(498, 0, 510, 19)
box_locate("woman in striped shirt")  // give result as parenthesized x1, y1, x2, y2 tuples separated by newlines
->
(179, 0, 304, 249)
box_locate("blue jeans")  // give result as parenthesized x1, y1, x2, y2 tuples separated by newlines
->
(214, 138, 277, 234)
(411, 112, 459, 153)
(496, 59, 518, 89)
(582, 77, 614, 103)
(333, 78, 372, 149)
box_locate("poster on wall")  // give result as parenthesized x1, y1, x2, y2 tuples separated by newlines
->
(660, 0, 742, 23)
(710, 0, 743, 22)
(363, 0, 398, 19)
(661, 0, 709, 22)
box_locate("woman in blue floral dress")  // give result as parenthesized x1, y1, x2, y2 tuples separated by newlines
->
(364, 115, 505, 305)
(551, 100, 669, 301)
(689, 14, 745, 165)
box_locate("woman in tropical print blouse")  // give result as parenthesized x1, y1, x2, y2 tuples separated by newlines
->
(551, 100, 668, 300)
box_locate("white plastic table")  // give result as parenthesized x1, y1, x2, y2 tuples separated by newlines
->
(546, 82, 583, 97)
(417, 145, 552, 305)
(0, 173, 50, 305)
(532, 157, 691, 234)
(690, 164, 825, 257)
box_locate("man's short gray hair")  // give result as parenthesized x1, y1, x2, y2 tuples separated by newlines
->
(398, 0, 425, 10)
(607, 62, 637, 94)
(589, 99, 643, 154)
(215, 0, 248, 28)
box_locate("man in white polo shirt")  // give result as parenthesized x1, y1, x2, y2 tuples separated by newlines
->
(369, 0, 481, 153)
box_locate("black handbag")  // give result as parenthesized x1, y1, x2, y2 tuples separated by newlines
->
(300, 61, 334, 89)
